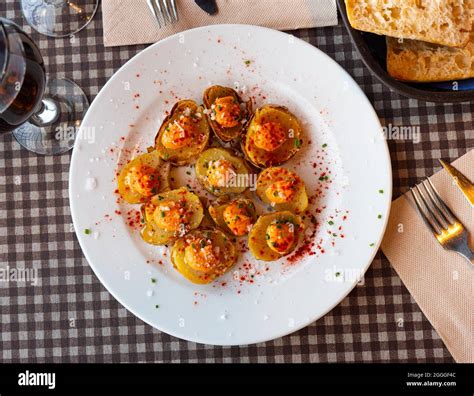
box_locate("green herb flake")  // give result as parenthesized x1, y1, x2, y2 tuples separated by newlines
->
(369, 243, 375, 247)
(84, 228, 91, 235)
(335, 272, 341, 277)
(294, 138, 302, 148)
(378, 189, 384, 194)
(377, 214, 382, 219)
(328, 220, 334, 225)
(244, 59, 252, 66)
(155, 304, 160, 309)
(151, 278, 157, 284)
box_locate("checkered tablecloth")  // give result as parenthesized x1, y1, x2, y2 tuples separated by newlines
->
(1, 1, 472, 363)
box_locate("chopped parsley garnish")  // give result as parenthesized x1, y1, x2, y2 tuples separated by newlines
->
(322, 143, 328, 148)
(377, 214, 382, 219)
(244, 60, 252, 66)
(378, 189, 384, 194)
(369, 243, 375, 247)
(161, 211, 166, 218)
(84, 228, 91, 235)
(328, 220, 334, 225)
(265, 234, 270, 240)
(151, 278, 157, 284)
(155, 304, 160, 309)
(294, 138, 302, 148)
(200, 240, 207, 249)
(335, 272, 341, 277)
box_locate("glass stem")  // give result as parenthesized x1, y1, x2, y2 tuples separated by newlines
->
(29, 97, 59, 127)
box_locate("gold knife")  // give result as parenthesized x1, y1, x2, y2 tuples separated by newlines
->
(439, 159, 474, 207)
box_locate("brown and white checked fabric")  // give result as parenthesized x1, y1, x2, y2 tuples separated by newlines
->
(0, 1, 472, 363)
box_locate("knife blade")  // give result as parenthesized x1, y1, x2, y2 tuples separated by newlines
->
(194, 0, 218, 15)
(439, 159, 474, 207)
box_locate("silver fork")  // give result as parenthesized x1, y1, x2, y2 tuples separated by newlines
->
(147, 0, 179, 28)
(411, 179, 473, 266)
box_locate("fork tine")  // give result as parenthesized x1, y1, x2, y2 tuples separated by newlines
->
(170, 0, 179, 22)
(147, 0, 162, 27)
(414, 184, 445, 232)
(410, 187, 441, 235)
(418, 181, 450, 230)
(161, 0, 173, 24)
(425, 178, 457, 224)
(154, 0, 165, 25)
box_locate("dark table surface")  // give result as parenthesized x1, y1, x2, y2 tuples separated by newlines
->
(1, 1, 472, 362)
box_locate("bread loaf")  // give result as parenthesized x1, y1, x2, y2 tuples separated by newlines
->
(345, 0, 471, 48)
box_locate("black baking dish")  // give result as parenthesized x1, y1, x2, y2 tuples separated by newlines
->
(337, 0, 474, 103)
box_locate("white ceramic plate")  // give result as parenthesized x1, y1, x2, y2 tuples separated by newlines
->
(69, 25, 392, 346)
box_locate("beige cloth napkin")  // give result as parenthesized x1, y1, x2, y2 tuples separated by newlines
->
(381, 149, 474, 363)
(102, 0, 338, 47)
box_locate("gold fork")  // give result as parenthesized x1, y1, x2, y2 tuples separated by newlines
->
(410, 179, 473, 266)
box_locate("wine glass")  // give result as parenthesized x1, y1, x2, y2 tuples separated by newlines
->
(21, 0, 99, 38)
(0, 18, 89, 155)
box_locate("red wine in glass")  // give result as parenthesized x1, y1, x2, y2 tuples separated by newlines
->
(0, 18, 89, 155)
(0, 22, 46, 133)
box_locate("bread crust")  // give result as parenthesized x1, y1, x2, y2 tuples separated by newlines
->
(345, 0, 471, 48)
(386, 36, 474, 82)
